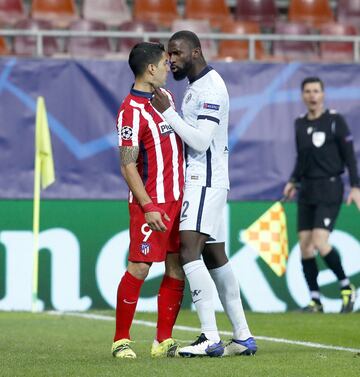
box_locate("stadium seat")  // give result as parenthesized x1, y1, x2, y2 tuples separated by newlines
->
(0, 36, 10, 55)
(337, 0, 360, 30)
(134, 0, 178, 29)
(83, 0, 131, 28)
(117, 20, 158, 56)
(217, 21, 265, 61)
(13, 19, 60, 57)
(0, 0, 25, 25)
(171, 19, 217, 60)
(319, 22, 357, 62)
(288, 0, 334, 28)
(65, 19, 111, 57)
(184, 0, 233, 29)
(272, 21, 318, 61)
(31, 0, 78, 28)
(235, 0, 277, 29)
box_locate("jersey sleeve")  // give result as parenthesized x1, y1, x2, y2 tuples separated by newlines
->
(116, 105, 141, 147)
(197, 91, 224, 126)
(334, 114, 360, 187)
(290, 119, 302, 183)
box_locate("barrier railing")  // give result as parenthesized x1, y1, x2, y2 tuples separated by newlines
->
(1, 29, 359, 61)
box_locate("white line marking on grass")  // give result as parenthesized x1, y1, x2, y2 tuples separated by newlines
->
(48, 311, 360, 354)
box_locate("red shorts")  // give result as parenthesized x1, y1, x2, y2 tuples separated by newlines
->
(128, 200, 181, 262)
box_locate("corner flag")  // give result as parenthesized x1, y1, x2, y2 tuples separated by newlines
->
(241, 202, 289, 277)
(32, 97, 55, 312)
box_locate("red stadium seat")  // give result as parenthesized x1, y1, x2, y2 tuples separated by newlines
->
(217, 21, 265, 60)
(134, 0, 178, 29)
(171, 19, 217, 59)
(185, 0, 233, 29)
(235, 0, 277, 29)
(319, 22, 357, 62)
(288, 0, 334, 28)
(66, 19, 111, 57)
(31, 0, 78, 28)
(0, 0, 25, 25)
(337, 0, 360, 30)
(13, 19, 60, 57)
(272, 21, 318, 61)
(117, 20, 158, 56)
(83, 0, 131, 28)
(0, 36, 10, 55)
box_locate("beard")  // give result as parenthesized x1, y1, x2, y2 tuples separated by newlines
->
(172, 60, 192, 81)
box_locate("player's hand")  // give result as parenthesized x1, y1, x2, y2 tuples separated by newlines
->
(283, 182, 297, 200)
(143, 203, 170, 232)
(151, 87, 171, 113)
(346, 187, 360, 210)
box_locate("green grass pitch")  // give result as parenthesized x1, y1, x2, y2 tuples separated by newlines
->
(1, 310, 359, 377)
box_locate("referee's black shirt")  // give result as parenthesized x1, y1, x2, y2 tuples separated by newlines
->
(290, 109, 360, 188)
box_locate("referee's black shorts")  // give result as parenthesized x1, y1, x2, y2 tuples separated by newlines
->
(297, 202, 341, 232)
(297, 177, 343, 232)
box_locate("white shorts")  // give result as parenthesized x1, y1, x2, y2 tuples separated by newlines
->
(179, 185, 227, 242)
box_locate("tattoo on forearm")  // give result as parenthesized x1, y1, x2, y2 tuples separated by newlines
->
(120, 146, 139, 166)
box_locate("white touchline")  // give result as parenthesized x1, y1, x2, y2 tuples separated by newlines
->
(48, 311, 360, 354)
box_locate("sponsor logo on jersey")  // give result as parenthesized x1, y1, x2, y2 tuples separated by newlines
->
(158, 121, 173, 136)
(203, 103, 220, 110)
(140, 243, 150, 255)
(121, 126, 133, 140)
(312, 131, 325, 147)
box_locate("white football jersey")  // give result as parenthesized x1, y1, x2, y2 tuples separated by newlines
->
(181, 66, 229, 189)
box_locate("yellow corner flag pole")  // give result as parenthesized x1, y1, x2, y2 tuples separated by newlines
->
(32, 97, 55, 312)
(241, 202, 289, 277)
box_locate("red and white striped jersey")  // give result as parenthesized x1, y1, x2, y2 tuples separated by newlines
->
(116, 88, 184, 203)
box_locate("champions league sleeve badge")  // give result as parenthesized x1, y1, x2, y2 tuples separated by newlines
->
(121, 126, 133, 140)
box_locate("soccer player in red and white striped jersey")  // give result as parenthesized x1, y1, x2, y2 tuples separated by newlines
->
(112, 42, 185, 359)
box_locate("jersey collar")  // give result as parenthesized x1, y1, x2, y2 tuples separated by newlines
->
(130, 87, 153, 99)
(189, 65, 213, 84)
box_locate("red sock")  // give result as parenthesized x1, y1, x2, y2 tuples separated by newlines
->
(156, 275, 185, 342)
(114, 271, 144, 342)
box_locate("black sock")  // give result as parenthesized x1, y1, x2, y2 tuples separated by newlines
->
(323, 248, 347, 283)
(302, 258, 319, 293)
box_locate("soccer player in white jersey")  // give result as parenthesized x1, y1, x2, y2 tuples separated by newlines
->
(151, 30, 257, 357)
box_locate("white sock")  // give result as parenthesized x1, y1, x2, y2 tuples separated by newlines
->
(183, 260, 220, 342)
(209, 262, 252, 340)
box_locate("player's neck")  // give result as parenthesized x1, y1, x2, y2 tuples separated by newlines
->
(307, 106, 324, 120)
(133, 79, 153, 94)
(188, 60, 207, 82)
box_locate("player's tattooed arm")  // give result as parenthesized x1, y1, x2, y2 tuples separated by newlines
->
(120, 146, 139, 166)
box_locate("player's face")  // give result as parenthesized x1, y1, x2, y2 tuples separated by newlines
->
(152, 51, 170, 88)
(168, 39, 194, 81)
(302, 82, 324, 113)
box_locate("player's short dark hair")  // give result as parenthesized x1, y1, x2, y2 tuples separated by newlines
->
(301, 77, 324, 91)
(128, 42, 165, 77)
(169, 30, 201, 49)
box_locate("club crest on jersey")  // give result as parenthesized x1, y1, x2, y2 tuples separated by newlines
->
(203, 103, 220, 110)
(121, 126, 133, 140)
(140, 243, 150, 255)
(158, 121, 173, 136)
(312, 131, 325, 147)
(185, 93, 192, 103)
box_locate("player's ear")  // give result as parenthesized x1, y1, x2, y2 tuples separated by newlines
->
(148, 63, 156, 76)
(192, 47, 201, 59)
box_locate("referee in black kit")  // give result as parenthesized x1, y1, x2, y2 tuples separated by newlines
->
(283, 77, 360, 313)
